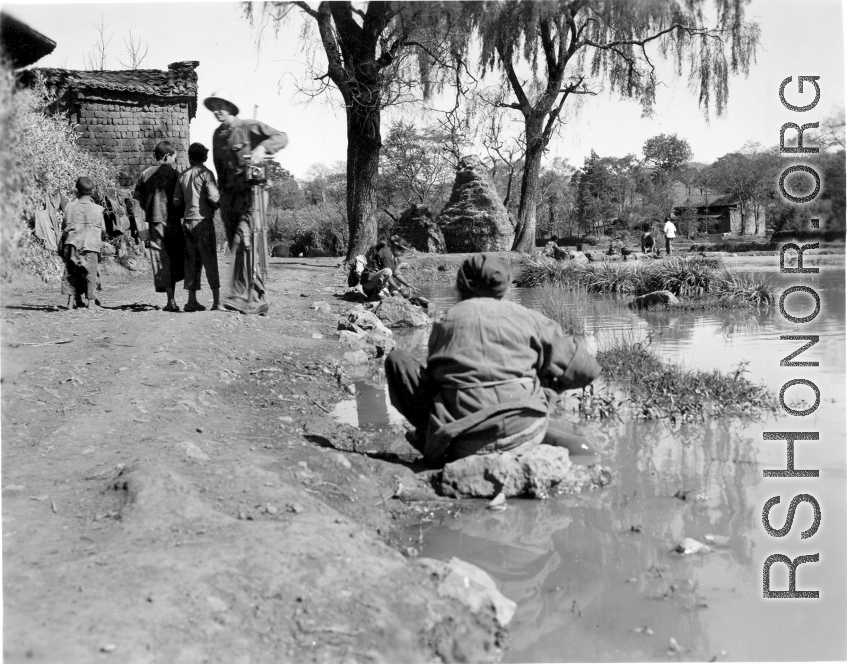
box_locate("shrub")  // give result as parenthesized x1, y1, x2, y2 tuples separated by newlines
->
(270, 203, 347, 256)
(0, 64, 119, 283)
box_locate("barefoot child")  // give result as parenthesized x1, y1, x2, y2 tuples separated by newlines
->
(173, 142, 221, 311)
(60, 177, 106, 310)
(134, 141, 185, 312)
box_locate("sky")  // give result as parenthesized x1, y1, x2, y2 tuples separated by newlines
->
(5, 0, 846, 180)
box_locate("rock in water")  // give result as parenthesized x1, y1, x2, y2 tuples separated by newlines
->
(338, 306, 394, 337)
(373, 295, 430, 328)
(439, 444, 612, 498)
(438, 155, 515, 252)
(674, 537, 712, 555)
(418, 557, 516, 628)
(393, 204, 446, 254)
(628, 290, 680, 310)
(338, 328, 396, 358)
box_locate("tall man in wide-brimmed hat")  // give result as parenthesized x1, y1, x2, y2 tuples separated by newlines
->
(204, 90, 288, 314)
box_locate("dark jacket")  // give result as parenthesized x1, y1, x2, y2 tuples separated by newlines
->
(212, 118, 288, 192)
(422, 297, 600, 460)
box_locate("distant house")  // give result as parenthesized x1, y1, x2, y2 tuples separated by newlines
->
(671, 188, 766, 236)
(19, 62, 199, 181)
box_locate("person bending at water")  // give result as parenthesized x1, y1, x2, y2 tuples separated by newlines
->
(384, 253, 601, 466)
(360, 236, 415, 300)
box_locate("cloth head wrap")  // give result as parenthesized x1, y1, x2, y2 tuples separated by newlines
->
(456, 253, 511, 299)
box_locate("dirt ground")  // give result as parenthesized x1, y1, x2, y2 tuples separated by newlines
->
(1, 257, 506, 664)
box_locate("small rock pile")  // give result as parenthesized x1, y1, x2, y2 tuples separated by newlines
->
(337, 307, 396, 364)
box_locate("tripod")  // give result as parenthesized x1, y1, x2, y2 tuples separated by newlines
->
(228, 156, 269, 315)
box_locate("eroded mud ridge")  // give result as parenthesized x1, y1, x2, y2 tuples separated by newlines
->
(2, 257, 528, 663)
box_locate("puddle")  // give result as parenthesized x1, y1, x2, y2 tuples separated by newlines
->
(330, 381, 405, 431)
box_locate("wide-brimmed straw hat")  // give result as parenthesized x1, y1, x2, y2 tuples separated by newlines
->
(203, 90, 239, 116)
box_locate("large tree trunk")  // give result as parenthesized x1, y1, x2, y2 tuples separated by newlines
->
(512, 119, 544, 253)
(345, 103, 381, 259)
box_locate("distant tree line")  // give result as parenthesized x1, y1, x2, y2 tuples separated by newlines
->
(268, 112, 844, 255)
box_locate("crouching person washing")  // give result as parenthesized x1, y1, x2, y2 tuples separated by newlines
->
(385, 253, 600, 466)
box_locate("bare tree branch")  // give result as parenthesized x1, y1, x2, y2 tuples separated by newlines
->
(84, 15, 113, 71)
(116, 30, 149, 70)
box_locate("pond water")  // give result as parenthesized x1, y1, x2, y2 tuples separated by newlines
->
(333, 268, 846, 662)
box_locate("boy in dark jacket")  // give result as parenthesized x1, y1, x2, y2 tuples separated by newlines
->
(134, 141, 185, 312)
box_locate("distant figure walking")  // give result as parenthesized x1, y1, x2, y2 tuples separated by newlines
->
(663, 219, 677, 256)
(60, 177, 106, 310)
(174, 142, 221, 312)
(205, 90, 288, 315)
(134, 141, 185, 312)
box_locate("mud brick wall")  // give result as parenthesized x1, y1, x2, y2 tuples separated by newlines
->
(75, 99, 191, 178)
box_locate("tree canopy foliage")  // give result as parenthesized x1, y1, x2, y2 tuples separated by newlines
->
(643, 134, 693, 173)
(246, 1, 472, 257)
(464, 0, 760, 251)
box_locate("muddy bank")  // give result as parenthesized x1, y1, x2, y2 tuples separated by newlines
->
(1, 257, 511, 663)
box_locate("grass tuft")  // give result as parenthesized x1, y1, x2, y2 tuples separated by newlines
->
(591, 340, 776, 421)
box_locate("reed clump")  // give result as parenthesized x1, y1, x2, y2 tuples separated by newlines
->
(515, 255, 776, 307)
(525, 286, 588, 336)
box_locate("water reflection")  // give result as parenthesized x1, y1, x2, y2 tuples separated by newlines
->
(416, 418, 779, 661)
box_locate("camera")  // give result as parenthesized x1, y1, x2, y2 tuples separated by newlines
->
(247, 162, 267, 184)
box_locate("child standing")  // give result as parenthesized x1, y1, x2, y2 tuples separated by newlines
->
(173, 143, 221, 311)
(60, 177, 106, 310)
(134, 141, 185, 312)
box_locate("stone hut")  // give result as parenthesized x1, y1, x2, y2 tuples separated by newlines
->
(20, 61, 199, 180)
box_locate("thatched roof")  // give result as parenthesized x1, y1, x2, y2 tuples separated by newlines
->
(20, 61, 200, 118)
(674, 192, 739, 209)
(0, 11, 56, 68)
